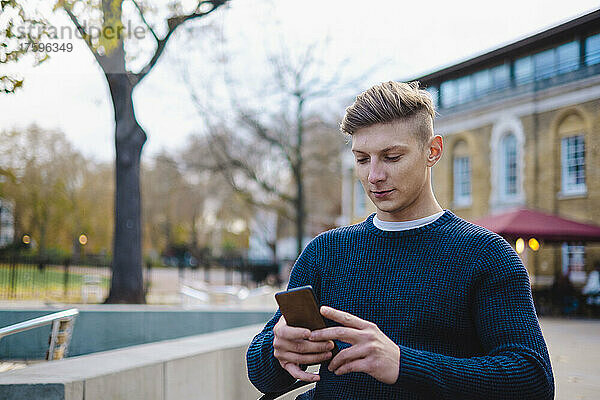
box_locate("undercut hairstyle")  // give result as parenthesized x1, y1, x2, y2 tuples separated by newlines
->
(340, 81, 436, 145)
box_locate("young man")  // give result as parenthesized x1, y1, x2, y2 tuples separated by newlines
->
(247, 81, 554, 399)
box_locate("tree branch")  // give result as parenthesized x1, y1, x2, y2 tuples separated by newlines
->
(236, 110, 295, 167)
(63, 5, 106, 68)
(130, 0, 159, 43)
(233, 186, 292, 220)
(210, 134, 295, 204)
(135, 0, 228, 85)
(218, 164, 292, 219)
(187, 157, 293, 218)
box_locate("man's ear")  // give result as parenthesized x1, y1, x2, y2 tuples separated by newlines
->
(426, 135, 443, 167)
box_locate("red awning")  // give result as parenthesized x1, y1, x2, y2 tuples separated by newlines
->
(471, 207, 600, 243)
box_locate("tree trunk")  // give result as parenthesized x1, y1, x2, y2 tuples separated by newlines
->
(38, 205, 48, 258)
(295, 171, 304, 257)
(295, 97, 305, 257)
(104, 73, 147, 303)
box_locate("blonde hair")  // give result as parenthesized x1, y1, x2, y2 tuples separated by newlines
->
(340, 81, 435, 144)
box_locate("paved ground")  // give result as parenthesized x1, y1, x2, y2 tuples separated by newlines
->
(540, 318, 600, 399)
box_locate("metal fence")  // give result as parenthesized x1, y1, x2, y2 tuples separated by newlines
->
(146, 257, 281, 287)
(0, 254, 281, 303)
(0, 255, 111, 303)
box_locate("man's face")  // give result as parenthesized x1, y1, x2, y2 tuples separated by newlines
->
(351, 121, 439, 221)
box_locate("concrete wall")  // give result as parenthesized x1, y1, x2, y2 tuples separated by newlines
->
(0, 306, 274, 359)
(0, 325, 273, 400)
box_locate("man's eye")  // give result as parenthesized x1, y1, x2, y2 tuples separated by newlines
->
(385, 155, 401, 161)
(356, 158, 369, 164)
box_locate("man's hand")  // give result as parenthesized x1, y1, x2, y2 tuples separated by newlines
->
(272, 315, 334, 382)
(309, 306, 400, 385)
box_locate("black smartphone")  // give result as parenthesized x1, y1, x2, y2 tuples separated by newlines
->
(275, 285, 339, 357)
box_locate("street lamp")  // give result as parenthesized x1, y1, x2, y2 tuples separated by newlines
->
(528, 238, 540, 251)
(78, 234, 88, 261)
(516, 238, 525, 254)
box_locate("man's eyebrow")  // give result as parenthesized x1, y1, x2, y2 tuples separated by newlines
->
(351, 145, 409, 154)
(380, 145, 409, 152)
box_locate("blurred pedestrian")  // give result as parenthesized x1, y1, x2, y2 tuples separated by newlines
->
(582, 262, 600, 306)
(551, 269, 578, 315)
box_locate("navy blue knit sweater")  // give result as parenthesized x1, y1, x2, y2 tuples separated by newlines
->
(247, 211, 554, 399)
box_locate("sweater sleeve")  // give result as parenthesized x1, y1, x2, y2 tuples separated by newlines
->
(395, 237, 555, 400)
(246, 238, 319, 393)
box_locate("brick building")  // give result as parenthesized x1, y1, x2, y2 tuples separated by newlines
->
(343, 10, 600, 286)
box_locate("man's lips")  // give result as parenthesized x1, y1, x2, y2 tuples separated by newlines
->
(371, 189, 394, 198)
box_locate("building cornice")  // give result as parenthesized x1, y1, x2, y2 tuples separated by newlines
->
(434, 73, 600, 135)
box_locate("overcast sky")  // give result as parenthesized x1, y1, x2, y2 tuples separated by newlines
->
(2, 0, 599, 162)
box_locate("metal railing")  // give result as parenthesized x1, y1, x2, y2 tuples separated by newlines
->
(0, 308, 79, 360)
(258, 380, 313, 400)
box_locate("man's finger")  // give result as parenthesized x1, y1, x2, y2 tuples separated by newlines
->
(320, 306, 370, 329)
(327, 344, 370, 372)
(275, 338, 333, 354)
(278, 350, 333, 365)
(309, 325, 361, 344)
(331, 357, 370, 376)
(282, 362, 321, 382)
(277, 324, 312, 340)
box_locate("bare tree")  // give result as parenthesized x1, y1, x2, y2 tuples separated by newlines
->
(182, 39, 368, 257)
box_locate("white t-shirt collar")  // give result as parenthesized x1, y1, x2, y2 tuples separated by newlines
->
(373, 210, 445, 231)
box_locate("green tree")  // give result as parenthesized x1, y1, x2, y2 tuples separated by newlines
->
(142, 152, 192, 253)
(0, 126, 115, 256)
(0, 0, 51, 93)
(69, 161, 114, 257)
(1, 126, 80, 254)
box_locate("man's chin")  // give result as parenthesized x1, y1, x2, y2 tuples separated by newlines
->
(372, 201, 401, 214)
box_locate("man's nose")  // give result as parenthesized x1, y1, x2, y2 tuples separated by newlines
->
(368, 162, 386, 184)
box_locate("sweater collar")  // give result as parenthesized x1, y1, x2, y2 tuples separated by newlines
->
(363, 209, 456, 238)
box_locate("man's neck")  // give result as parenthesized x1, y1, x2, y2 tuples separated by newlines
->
(376, 193, 443, 222)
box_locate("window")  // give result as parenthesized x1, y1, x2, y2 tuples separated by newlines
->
(491, 118, 525, 208)
(453, 156, 471, 207)
(440, 80, 457, 108)
(534, 48, 556, 80)
(556, 41, 580, 74)
(473, 69, 491, 96)
(585, 33, 600, 65)
(501, 134, 518, 197)
(426, 86, 439, 109)
(353, 179, 366, 217)
(515, 56, 534, 84)
(491, 64, 510, 90)
(561, 135, 586, 195)
(561, 243, 586, 283)
(456, 75, 473, 104)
